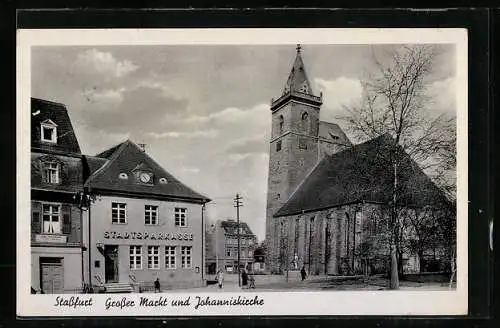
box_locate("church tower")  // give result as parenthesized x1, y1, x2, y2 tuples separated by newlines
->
(265, 45, 324, 273)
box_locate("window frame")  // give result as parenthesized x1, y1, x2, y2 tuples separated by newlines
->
(147, 246, 160, 269)
(41, 203, 61, 234)
(165, 246, 177, 269)
(42, 161, 60, 184)
(144, 205, 159, 225)
(174, 207, 187, 227)
(40, 121, 58, 144)
(111, 202, 127, 224)
(129, 245, 142, 270)
(181, 246, 192, 269)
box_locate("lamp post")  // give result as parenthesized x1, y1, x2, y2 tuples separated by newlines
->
(74, 189, 96, 292)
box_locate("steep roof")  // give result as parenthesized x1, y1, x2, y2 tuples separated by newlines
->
(31, 98, 81, 155)
(84, 140, 210, 203)
(220, 220, 255, 236)
(274, 134, 450, 217)
(282, 45, 315, 96)
(318, 121, 352, 146)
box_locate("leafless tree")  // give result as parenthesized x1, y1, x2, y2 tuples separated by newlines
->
(339, 45, 456, 289)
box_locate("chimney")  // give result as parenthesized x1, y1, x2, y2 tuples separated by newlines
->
(138, 143, 147, 152)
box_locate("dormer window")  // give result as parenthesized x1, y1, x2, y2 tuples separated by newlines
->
(41, 120, 58, 143)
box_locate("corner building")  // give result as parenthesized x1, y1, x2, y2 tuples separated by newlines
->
(30, 98, 85, 294)
(85, 140, 210, 292)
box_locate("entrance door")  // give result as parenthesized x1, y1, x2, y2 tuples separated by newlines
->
(40, 258, 64, 294)
(104, 245, 119, 283)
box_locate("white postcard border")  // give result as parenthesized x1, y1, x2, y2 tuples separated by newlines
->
(17, 28, 468, 317)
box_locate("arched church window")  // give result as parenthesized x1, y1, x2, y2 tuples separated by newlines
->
(278, 115, 284, 134)
(301, 112, 310, 134)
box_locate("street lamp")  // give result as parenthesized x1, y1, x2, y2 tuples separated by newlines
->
(74, 189, 96, 293)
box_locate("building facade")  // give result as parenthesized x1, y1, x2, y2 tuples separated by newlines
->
(265, 46, 455, 276)
(84, 140, 210, 292)
(30, 98, 85, 294)
(206, 220, 257, 275)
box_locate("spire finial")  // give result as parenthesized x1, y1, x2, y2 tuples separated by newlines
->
(296, 44, 302, 53)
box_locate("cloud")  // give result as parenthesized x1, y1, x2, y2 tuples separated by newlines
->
(315, 77, 363, 122)
(74, 49, 138, 78)
(82, 87, 125, 109)
(146, 130, 219, 139)
(225, 135, 268, 155)
(427, 77, 456, 115)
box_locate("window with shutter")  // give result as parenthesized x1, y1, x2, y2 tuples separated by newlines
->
(62, 205, 72, 235)
(32, 202, 42, 234)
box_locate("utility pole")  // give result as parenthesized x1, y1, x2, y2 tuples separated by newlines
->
(234, 193, 243, 287)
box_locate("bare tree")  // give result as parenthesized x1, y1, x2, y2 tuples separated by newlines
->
(339, 45, 456, 289)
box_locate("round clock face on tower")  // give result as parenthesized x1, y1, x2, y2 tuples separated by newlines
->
(139, 172, 151, 183)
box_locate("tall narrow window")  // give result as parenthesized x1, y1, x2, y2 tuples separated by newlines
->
(42, 204, 61, 234)
(301, 112, 310, 134)
(129, 246, 142, 270)
(145, 205, 158, 225)
(148, 246, 160, 269)
(165, 246, 176, 269)
(278, 115, 284, 134)
(111, 203, 126, 224)
(42, 162, 59, 184)
(181, 246, 192, 268)
(175, 208, 187, 227)
(276, 140, 282, 152)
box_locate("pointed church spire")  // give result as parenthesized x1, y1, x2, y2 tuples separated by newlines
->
(283, 44, 314, 96)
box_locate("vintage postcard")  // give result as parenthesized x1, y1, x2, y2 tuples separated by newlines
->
(17, 28, 468, 317)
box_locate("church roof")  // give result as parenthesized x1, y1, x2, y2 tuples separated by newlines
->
(318, 121, 352, 146)
(84, 140, 210, 203)
(31, 97, 81, 155)
(274, 134, 450, 217)
(282, 45, 315, 96)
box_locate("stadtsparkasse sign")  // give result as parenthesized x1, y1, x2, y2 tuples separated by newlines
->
(103, 231, 194, 241)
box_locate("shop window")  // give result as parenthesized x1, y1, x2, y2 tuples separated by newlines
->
(42, 204, 61, 234)
(175, 208, 187, 227)
(145, 205, 158, 225)
(148, 246, 160, 269)
(165, 246, 176, 269)
(181, 246, 192, 268)
(129, 245, 142, 270)
(112, 203, 126, 224)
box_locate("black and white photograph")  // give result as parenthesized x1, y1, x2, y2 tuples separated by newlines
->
(17, 28, 468, 316)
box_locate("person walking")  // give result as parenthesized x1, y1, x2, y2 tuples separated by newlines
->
(241, 269, 248, 289)
(248, 274, 255, 289)
(217, 269, 224, 289)
(300, 266, 307, 281)
(154, 278, 161, 293)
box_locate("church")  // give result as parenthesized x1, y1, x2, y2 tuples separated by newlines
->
(265, 45, 454, 276)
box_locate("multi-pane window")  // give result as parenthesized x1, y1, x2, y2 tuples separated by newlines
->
(42, 204, 61, 234)
(148, 246, 160, 269)
(165, 246, 176, 269)
(112, 203, 126, 224)
(129, 246, 142, 269)
(181, 246, 192, 268)
(42, 162, 59, 184)
(175, 208, 187, 227)
(145, 205, 158, 225)
(226, 249, 231, 257)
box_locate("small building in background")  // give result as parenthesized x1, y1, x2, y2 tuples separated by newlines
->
(205, 219, 258, 276)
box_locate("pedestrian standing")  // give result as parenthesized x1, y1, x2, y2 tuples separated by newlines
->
(300, 266, 307, 281)
(217, 269, 224, 289)
(249, 274, 255, 289)
(241, 269, 248, 289)
(154, 278, 161, 293)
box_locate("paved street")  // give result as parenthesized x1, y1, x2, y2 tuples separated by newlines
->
(161, 273, 455, 293)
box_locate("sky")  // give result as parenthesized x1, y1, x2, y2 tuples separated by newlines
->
(31, 44, 456, 241)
